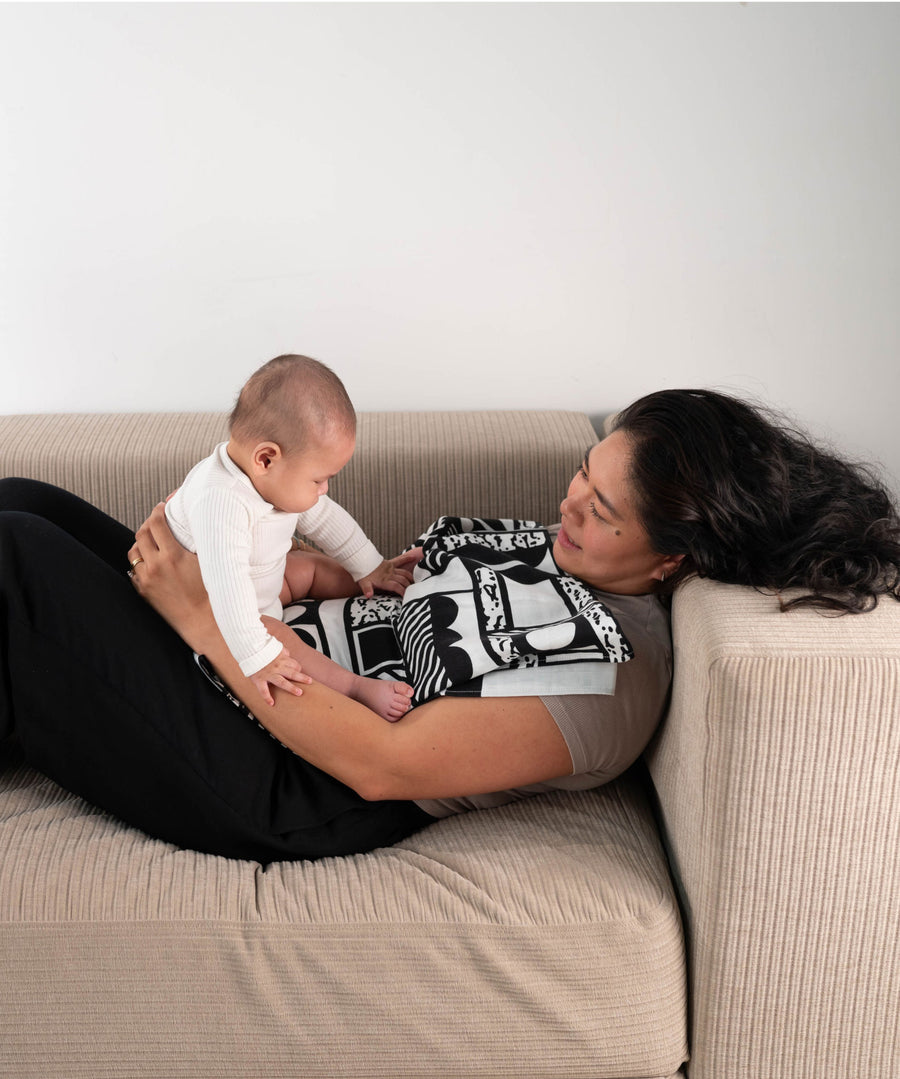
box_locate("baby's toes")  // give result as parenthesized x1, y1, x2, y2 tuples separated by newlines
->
(390, 692, 412, 717)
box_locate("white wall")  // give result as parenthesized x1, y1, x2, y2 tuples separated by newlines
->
(1, 2, 898, 493)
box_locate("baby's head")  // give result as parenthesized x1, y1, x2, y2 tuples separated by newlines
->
(228, 354, 357, 513)
(229, 354, 356, 454)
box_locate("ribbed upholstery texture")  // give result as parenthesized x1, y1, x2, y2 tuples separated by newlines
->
(1, 410, 688, 1079)
(0, 753, 687, 1078)
(649, 577, 900, 1079)
(0, 410, 594, 551)
(0, 412, 230, 534)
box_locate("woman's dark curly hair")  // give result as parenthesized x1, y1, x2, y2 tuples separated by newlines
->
(611, 389, 900, 613)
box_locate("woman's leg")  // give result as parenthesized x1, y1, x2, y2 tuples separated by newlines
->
(0, 477, 134, 570)
(0, 502, 430, 862)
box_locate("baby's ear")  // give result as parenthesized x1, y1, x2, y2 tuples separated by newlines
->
(251, 441, 283, 473)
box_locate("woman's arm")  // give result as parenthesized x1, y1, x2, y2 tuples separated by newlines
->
(130, 505, 573, 803)
(197, 643, 572, 802)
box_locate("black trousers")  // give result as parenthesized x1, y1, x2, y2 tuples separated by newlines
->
(0, 479, 431, 862)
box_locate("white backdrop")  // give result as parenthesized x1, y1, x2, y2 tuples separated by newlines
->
(1, 3, 898, 492)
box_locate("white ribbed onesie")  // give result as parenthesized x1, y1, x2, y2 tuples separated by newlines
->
(165, 443, 382, 677)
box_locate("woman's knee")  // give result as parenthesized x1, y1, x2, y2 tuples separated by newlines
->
(0, 480, 131, 567)
(0, 478, 89, 525)
(0, 476, 50, 511)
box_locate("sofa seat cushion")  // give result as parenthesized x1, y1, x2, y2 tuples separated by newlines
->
(1, 746, 686, 1079)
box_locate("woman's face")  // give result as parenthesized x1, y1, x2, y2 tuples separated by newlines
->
(554, 429, 678, 595)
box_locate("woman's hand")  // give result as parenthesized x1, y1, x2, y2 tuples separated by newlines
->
(128, 503, 217, 653)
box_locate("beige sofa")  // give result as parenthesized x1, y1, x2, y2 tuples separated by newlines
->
(1, 409, 898, 1079)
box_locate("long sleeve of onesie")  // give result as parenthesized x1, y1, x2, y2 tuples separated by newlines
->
(296, 496, 383, 581)
(186, 486, 286, 677)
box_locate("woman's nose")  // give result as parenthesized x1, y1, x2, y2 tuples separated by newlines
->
(560, 492, 580, 519)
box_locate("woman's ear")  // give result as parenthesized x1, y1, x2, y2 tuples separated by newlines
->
(250, 442, 283, 475)
(657, 553, 685, 582)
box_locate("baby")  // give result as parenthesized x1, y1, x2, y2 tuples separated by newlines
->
(165, 354, 417, 718)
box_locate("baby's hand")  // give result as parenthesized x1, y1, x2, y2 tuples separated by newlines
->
(357, 549, 424, 598)
(250, 648, 312, 707)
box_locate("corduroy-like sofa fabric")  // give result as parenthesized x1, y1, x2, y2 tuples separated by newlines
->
(1, 409, 688, 1079)
(0, 750, 686, 1078)
(0, 409, 594, 552)
(650, 577, 900, 1079)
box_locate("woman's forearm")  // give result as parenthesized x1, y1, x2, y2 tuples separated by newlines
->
(167, 583, 574, 804)
(198, 626, 432, 800)
(205, 628, 573, 804)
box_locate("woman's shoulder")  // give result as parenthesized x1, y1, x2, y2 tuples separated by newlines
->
(595, 588, 671, 654)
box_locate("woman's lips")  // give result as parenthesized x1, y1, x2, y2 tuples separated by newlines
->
(557, 525, 581, 551)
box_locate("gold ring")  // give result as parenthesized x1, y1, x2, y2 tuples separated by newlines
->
(129, 556, 144, 570)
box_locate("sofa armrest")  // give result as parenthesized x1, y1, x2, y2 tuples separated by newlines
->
(647, 576, 900, 1079)
(0, 410, 596, 549)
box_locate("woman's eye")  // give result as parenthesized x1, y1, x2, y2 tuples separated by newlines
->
(589, 501, 603, 521)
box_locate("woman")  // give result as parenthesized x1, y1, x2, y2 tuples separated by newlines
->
(1, 390, 897, 862)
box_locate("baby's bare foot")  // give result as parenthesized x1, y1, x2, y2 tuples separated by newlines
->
(353, 678, 414, 722)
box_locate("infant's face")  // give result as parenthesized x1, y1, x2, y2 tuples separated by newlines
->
(264, 432, 356, 514)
